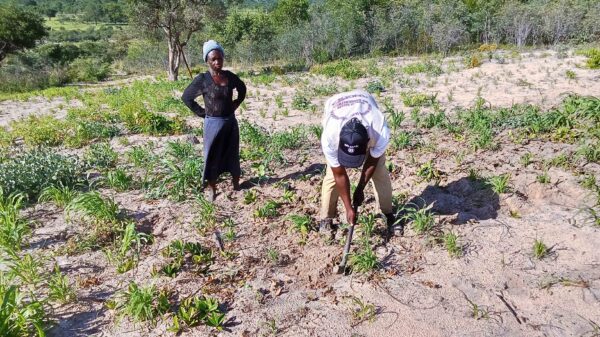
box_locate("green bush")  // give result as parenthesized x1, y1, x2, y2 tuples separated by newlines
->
(311, 59, 364, 80)
(119, 102, 186, 136)
(0, 148, 82, 200)
(64, 120, 120, 148)
(9, 115, 67, 146)
(84, 142, 118, 170)
(402, 61, 443, 75)
(583, 48, 600, 69)
(68, 57, 110, 82)
(0, 126, 13, 148)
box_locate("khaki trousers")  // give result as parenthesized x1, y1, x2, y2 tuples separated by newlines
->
(320, 154, 393, 219)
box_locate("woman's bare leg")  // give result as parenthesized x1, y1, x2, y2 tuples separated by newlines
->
(207, 180, 217, 201)
(232, 176, 240, 191)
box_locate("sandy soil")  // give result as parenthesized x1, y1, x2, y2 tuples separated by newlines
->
(5, 48, 600, 337)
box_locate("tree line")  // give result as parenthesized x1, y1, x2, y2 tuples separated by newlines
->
(1, 0, 599, 85)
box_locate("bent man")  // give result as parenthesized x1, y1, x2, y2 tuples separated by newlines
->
(319, 90, 402, 237)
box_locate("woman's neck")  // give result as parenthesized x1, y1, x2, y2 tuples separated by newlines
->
(209, 69, 222, 76)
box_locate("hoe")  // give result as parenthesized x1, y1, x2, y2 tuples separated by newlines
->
(333, 204, 359, 275)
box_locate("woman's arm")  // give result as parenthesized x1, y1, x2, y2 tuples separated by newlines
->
(181, 75, 206, 117)
(231, 73, 247, 109)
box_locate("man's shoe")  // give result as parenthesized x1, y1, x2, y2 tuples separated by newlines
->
(385, 213, 404, 237)
(319, 218, 334, 235)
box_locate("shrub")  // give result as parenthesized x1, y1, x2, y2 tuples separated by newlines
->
(401, 92, 437, 107)
(578, 48, 600, 69)
(291, 92, 312, 110)
(64, 120, 120, 148)
(0, 126, 13, 148)
(0, 149, 81, 200)
(83, 142, 118, 170)
(311, 59, 364, 80)
(119, 103, 186, 136)
(402, 61, 443, 75)
(109, 282, 170, 322)
(68, 57, 110, 82)
(10, 115, 67, 146)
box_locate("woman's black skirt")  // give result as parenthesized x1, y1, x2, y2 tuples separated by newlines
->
(202, 115, 241, 183)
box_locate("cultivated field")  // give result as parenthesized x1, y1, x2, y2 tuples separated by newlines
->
(1, 47, 599, 337)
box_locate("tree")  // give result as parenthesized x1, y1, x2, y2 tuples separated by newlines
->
(127, 0, 225, 81)
(272, 0, 309, 30)
(0, 4, 47, 64)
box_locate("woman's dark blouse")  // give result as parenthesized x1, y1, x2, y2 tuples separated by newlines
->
(181, 70, 246, 118)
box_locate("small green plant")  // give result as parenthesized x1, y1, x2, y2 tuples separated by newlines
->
(83, 142, 118, 170)
(195, 196, 217, 231)
(280, 189, 296, 203)
(266, 247, 279, 264)
(170, 296, 226, 332)
(106, 222, 151, 273)
(254, 200, 280, 219)
(401, 204, 436, 234)
(104, 168, 134, 191)
(536, 171, 551, 184)
(166, 140, 195, 161)
(349, 296, 377, 324)
(39, 184, 79, 208)
(126, 145, 155, 168)
(9, 253, 45, 289)
(565, 70, 576, 80)
(0, 189, 29, 252)
(162, 158, 204, 200)
(287, 214, 311, 243)
(580, 174, 597, 190)
(390, 131, 414, 150)
(66, 192, 121, 224)
(349, 213, 379, 273)
(48, 265, 76, 304)
(533, 238, 549, 259)
(10, 115, 67, 146)
(520, 152, 533, 167)
(119, 103, 185, 136)
(443, 232, 462, 258)
(291, 92, 312, 110)
(577, 143, 600, 163)
(274, 94, 284, 108)
(365, 81, 385, 94)
(402, 61, 443, 75)
(578, 48, 600, 69)
(243, 189, 258, 205)
(416, 161, 441, 184)
(401, 91, 437, 107)
(487, 174, 510, 194)
(0, 283, 48, 337)
(110, 282, 170, 322)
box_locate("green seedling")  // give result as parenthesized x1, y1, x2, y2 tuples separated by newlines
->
(533, 239, 549, 259)
(443, 232, 462, 258)
(416, 161, 441, 184)
(48, 264, 76, 304)
(350, 296, 377, 324)
(287, 214, 311, 243)
(487, 174, 510, 194)
(254, 200, 280, 219)
(39, 184, 79, 208)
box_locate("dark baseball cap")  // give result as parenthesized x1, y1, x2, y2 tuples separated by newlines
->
(338, 118, 369, 168)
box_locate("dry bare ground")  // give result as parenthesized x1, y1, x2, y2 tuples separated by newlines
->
(3, 48, 600, 337)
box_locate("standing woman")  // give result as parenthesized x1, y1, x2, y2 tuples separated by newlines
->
(182, 40, 246, 201)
